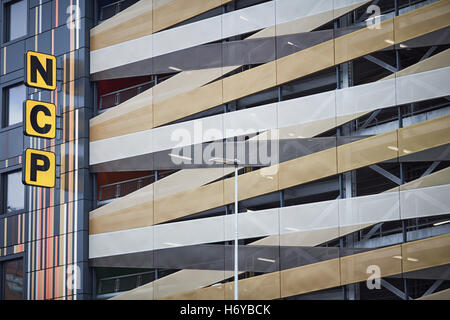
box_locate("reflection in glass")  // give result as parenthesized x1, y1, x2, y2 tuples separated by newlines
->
(7, 0, 27, 41)
(6, 84, 26, 126)
(7, 171, 25, 213)
(4, 259, 24, 300)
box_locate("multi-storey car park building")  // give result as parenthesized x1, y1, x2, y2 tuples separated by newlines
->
(0, 0, 449, 300)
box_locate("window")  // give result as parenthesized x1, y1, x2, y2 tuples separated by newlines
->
(2, 171, 25, 214)
(4, 0, 27, 42)
(0, 258, 24, 300)
(3, 84, 26, 127)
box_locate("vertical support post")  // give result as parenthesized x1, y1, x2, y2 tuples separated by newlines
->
(91, 267, 97, 299)
(395, 0, 401, 74)
(234, 163, 239, 300)
(137, 178, 142, 190)
(279, 190, 284, 207)
(115, 183, 120, 199)
(93, 82, 98, 115)
(93, 173, 98, 207)
(398, 103, 409, 300)
(94, 0, 99, 25)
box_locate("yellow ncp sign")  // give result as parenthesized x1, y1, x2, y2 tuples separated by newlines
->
(25, 51, 57, 90)
(24, 100, 56, 139)
(23, 149, 56, 188)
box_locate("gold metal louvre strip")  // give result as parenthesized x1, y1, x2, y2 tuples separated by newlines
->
(89, 114, 450, 234)
(89, 0, 450, 141)
(91, 0, 232, 51)
(158, 233, 450, 300)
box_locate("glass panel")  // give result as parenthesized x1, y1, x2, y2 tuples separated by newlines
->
(4, 259, 24, 300)
(8, 0, 27, 41)
(6, 171, 25, 213)
(7, 84, 26, 126)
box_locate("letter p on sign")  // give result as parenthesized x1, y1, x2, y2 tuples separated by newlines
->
(23, 149, 56, 188)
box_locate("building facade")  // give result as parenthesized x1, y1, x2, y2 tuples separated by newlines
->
(1, 0, 450, 300)
(0, 0, 94, 299)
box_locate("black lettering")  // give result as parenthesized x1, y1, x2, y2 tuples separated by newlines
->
(30, 104, 52, 134)
(30, 55, 53, 85)
(30, 153, 50, 182)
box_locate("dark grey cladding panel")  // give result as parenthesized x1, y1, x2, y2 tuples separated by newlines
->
(2, 40, 25, 74)
(333, 24, 366, 38)
(279, 246, 342, 271)
(154, 41, 222, 74)
(90, 244, 278, 273)
(282, 177, 339, 200)
(91, 138, 340, 172)
(222, 36, 276, 67)
(397, 143, 450, 162)
(68, 199, 92, 232)
(25, 30, 53, 54)
(25, 76, 92, 110)
(26, 261, 92, 297)
(30, 0, 52, 8)
(53, 24, 72, 56)
(89, 250, 155, 269)
(395, 26, 450, 49)
(25, 136, 91, 172)
(278, 137, 337, 162)
(91, 57, 154, 82)
(52, 18, 91, 56)
(90, 153, 155, 172)
(91, 30, 333, 81)
(336, 135, 372, 146)
(53, 168, 93, 202)
(54, 0, 95, 25)
(276, 29, 334, 59)
(73, 47, 90, 80)
(0, 125, 24, 160)
(90, 245, 364, 273)
(27, 86, 52, 100)
(400, 263, 450, 280)
(0, 69, 24, 84)
(56, 77, 93, 110)
(28, 1, 53, 34)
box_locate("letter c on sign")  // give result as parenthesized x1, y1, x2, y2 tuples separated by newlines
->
(24, 100, 56, 139)
(30, 104, 52, 134)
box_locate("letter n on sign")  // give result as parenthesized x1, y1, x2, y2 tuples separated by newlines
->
(25, 51, 57, 91)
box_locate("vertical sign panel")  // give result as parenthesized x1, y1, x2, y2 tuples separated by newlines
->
(25, 51, 57, 90)
(23, 100, 56, 139)
(23, 149, 56, 188)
